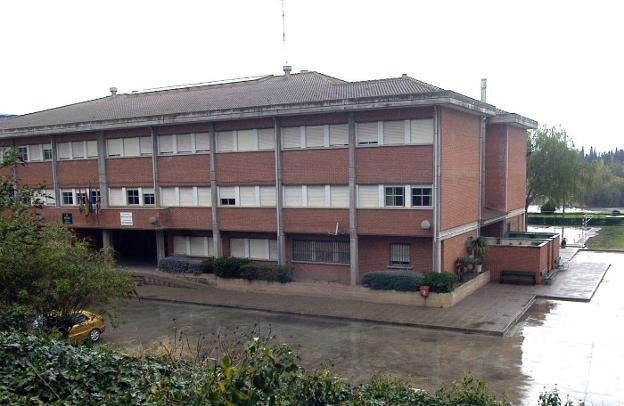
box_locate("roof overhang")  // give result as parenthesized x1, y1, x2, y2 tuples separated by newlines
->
(488, 113, 538, 129)
(0, 93, 501, 138)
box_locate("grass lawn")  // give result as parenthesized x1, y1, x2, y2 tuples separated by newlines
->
(587, 225, 624, 250)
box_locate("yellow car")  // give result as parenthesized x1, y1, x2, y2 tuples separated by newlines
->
(34, 310, 105, 343)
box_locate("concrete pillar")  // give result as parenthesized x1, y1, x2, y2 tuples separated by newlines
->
(155, 230, 166, 261)
(209, 124, 222, 257)
(102, 229, 112, 250)
(150, 126, 160, 206)
(96, 131, 108, 208)
(348, 113, 359, 285)
(432, 106, 442, 272)
(50, 135, 61, 206)
(274, 118, 286, 265)
(478, 116, 486, 235)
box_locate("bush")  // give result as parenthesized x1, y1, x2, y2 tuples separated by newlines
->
(540, 200, 557, 213)
(239, 263, 293, 283)
(201, 256, 216, 273)
(158, 256, 203, 275)
(213, 256, 254, 278)
(361, 271, 425, 292)
(0, 305, 36, 332)
(420, 272, 456, 293)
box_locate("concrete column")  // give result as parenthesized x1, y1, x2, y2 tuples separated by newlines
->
(209, 124, 222, 257)
(478, 116, 486, 235)
(274, 118, 286, 265)
(96, 131, 108, 208)
(155, 230, 166, 260)
(50, 136, 61, 206)
(432, 106, 442, 272)
(150, 127, 160, 206)
(348, 113, 359, 285)
(102, 229, 112, 250)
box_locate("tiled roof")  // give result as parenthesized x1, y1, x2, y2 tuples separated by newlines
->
(0, 72, 451, 130)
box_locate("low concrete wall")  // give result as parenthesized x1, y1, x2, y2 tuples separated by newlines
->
(184, 270, 490, 308)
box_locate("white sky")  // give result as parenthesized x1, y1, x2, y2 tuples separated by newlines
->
(1, 0, 622, 152)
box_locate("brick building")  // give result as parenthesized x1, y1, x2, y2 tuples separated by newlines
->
(0, 70, 536, 284)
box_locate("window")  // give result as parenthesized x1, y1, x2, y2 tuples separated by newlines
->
(410, 119, 434, 144)
(329, 124, 348, 146)
(197, 187, 212, 207)
(237, 130, 257, 151)
(385, 187, 405, 207)
(86, 140, 98, 158)
(305, 126, 325, 148)
(282, 127, 301, 149)
(123, 138, 140, 157)
(179, 187, 194, 206)
(62, 191, 74, 205)
(306, 185, 326, 207)
(216, 131, 235, 152)
(283, 186, 303, 207)
(293, 240, 350, 264)
(57, 142, 71, 160)
(239, 186, 257, 207)
(176, 134, 193, 153)
(160, 187, 177, 207)
(229, 238, 277, 261)
(357, 122, 378, 145)
(143, 190, 155, 205)
(107, 139, 123, 157)
(382, 120, 405, 145)
(195, 133, 211, 152)
(109, 188, 124, 206)
(43, 145, 53, 160)
(139, 137, 152, 155)
(330, 185, 349, 208)
(390, 243, 411, 267)
(357, 185, 380, 208)
(259, 186, 276, 207)
(17, 146, 28, 161)
(258, 128, 275, 150)
(219, 187, 236, 206)
(89, 189, 100, 204)
(411, 187, 432, 207)
(158, 135, 174, 154)
(126, 189, 140, 205)
(71, 141, 85, 159)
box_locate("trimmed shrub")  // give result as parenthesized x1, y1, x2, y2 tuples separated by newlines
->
(158, 256, 203, 275)
(540, 200, 557, 213)
(201, 256, 216, 273)
(239, 263, 293, 283)
(213, 257, 254, 278)
(420, 272, 456, 293)
(361, 271, 425, 292)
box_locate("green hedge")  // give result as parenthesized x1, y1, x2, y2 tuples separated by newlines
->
(420, 272, 456, 293)
(240, 263, 293, 283)
(158, 256, 204, 274)
(527, 214, 623, 226)
(361, 271, 425, 292)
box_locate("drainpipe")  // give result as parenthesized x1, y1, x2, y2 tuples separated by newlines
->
(96, 131, 108, 208)
(432, 106, 442, 272)
(150, 127, 160, 207)
(274, 117, 286, 265)
(479, 116, 486, 235)
(348, 112, 359, 285)
(50, 135, 60, 207)
(209, 123, 222, 257)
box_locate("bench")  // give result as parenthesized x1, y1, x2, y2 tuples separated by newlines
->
(500, 270, 536, 285)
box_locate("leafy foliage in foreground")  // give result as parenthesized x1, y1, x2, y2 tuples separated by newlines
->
(0, 331, 517, 405)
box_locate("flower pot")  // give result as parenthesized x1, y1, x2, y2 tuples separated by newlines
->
(476, 264, 482, 273)
(419, 285, 430, 297)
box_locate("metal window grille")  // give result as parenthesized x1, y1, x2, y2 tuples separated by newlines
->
(293, 240, 350, 264)
(411, 187, 432, 207)
(384, 187, 404, 207)
(127, 189, 140, 205)
(390, 243, 411, 266)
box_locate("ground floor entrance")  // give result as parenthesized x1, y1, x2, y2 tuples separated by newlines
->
(111, 230, 158, 266)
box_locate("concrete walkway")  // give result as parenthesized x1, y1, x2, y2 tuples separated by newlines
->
(132, 251, 610, 336)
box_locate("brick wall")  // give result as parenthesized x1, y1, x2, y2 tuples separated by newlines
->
(484, 243, 549, 284)
(440, 230, 477, 273)
(359, 235, 432, 275)
(439, 108, 481, 230)
(107, 157, 153, 187)
(485, 124, 507, 211)
(16, 162, 53, 186)
(357, 209, 433, 236)
(216, 152, 275, 184)
(283, 208, 348, 234)
(285, 233, 350, 283)
(220, 208, 277, 232)
(282, 149, 347, 184)
(159, 155, 211, 186)
(507, 126, 528, 211)
(356, 146, 433, 184)
(58, 160, 99, 186)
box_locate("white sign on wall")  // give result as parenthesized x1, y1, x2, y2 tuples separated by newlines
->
(120, 212, 133, 226)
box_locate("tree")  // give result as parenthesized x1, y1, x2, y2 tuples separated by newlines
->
(526, 126, 583, 237)
(0, 148, 135, 333)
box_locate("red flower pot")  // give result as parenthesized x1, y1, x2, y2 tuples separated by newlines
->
(419, 285, 430, 297)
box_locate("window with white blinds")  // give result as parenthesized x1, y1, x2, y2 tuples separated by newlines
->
(329, 124, 348, 146)
(197, 187, 212, 207)
(258, 128, 275, 150)
(239, 186, 257, 207)
(282, 127, 301, 149)
(176, 134, 193, 153)
(159, 186, 212, 207)
(195, 133, 211, 152)
(87, 140, 99, 158)
(306, 185, 326, 207)
(172, 235, 216, 257)
(57, 142, 71, 160)
(219, 186, 237, 206)
(229, 238, 277, 261)
(123, 138, 140, 157)
(71, 141, 85, 159)
(230, 238, 246, 257)
(357, 185, 380, 208)
(237, 130, 257, 151)
(139, 137, 152, 155)
(179, 187, 195, 206)
(259, 186, 276, 207)
(357, 122, 379, 145)
(107, 139, 124, 157)
(410, 119, 434, 144)
(216, 131, 235, 152)
(383, 120, 405, 145)
(109, 188, 124, 206)
(283, 186, 303, 207)
(305, 126, 325, 148)
(173, 236, 188, 256)
(56, 140, 97, 160)
(330, 186, 349, 208)
(161, 187, 178, 206)
(158, 135, 174, 154)
(29, 145, 42, 161)
(158, 133, 212, 155)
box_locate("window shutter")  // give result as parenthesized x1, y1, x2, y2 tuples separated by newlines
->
(282, 127, 301, 149)
(195, 133, 210, 152)
(330, 186, 349, 208)
(173, 236, 188, 255)
(329, 124, 348, 146)
(284, 186, 303, 207)
(305, 126, 325, 147)
(239, 186, 257, 207)
(357, 122, 378, 144)
(190, 237, 207, 256)
(259, 186, 276, 207)
(249, 239, 269, 260)
(57, 142, 71, 159)
(139, 137, 152, 155)
(237, 129, 257, 151)
(269, 240, 278, 260)
(158, 135, 174, 154)
(216, 131, 235, 152)
(123, 138, 140, 157)
(230, 238, 246, 257)
(306, 185, 326, 207)
(179, 187, 194, 206)
(197, 187, 211, 206)
(219, 186, 236, 199)
(107, 139, 123, 157)
(357, 185, 379, 208)
(383, 120, 405, 145)
(71, 141, 85, 158)
(86, 140, 98, 157)
(29, 145, 42, 161)
(410, 119, 434, 144)
(176, 134, 193, 153)
(109, 188, 124, 206)
(258, 128, 275, 150)
(160, 187, 178, 207)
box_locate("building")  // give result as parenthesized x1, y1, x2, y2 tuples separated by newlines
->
(0, 69, 536, 285)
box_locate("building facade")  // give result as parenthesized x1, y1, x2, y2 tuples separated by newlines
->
(0, 71, 536, 284)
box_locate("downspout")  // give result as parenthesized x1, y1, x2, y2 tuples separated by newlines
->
(479, 116, 486, 235)
(96, 131, 108, 208)
(50, 135, 60, 207)
(432, 106, 442, 272)
(505, 126, 509, 236)
(209, 123, 222, 257)
(274, 117, 286, 265)
(348, 112, 359, 285)
(150, 126, 165, 261)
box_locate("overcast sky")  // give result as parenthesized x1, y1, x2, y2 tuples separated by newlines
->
(1, 0, 622, 151)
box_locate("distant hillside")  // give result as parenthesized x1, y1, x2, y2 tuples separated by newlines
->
(0, 114, 15, 119)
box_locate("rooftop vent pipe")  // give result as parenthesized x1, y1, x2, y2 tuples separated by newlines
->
(283, 65, 292, 76)
(110, 87, 118, 96)
(480, 78, 487, 102)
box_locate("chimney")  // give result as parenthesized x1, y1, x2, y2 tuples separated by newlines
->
(109, 86, 118, 96)
(402, 73, 408, 78)
(480, 78, 487, 102)
(283, 65, 292, 76)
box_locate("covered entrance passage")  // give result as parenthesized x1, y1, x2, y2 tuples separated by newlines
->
(110, 230, 159, 266)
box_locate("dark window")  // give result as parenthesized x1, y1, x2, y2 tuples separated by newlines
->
(220, 198, 236, 206)
(143, 193, 155, 205)
(17, 146, 28, 161)
(390, 243, 411, 267)
(293, 240, 350, 264)
(43, 146, 53, 160)
(89, 189, 100, 204)
(62, 191, 74, 205)
(411, 187, 432, 207)
(127, 189, 140, 205)
(73, 314, 88, 324)
(384, 187, 404, 207)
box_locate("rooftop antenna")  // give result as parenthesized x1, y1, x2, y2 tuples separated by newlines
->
(281, 0, 292, 75)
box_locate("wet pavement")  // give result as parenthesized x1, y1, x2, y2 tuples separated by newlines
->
(104, 251, 623, 404)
